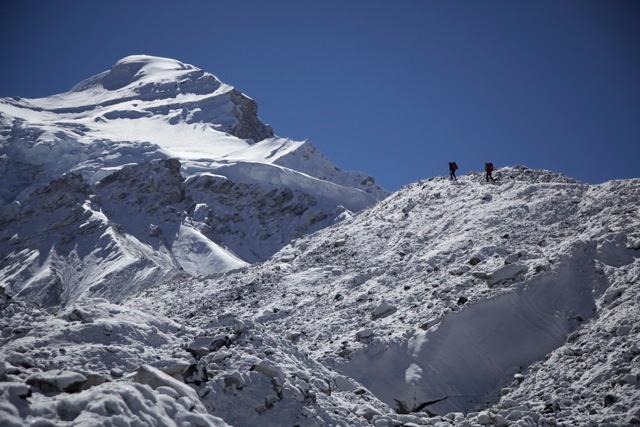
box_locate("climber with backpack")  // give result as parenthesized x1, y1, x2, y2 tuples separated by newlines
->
(485, 162, 496, 182)
(449, 161, 459, 181)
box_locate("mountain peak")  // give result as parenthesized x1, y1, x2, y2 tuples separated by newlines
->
(1, 54, 275, 142)
(70, 54, 218, 93)
(0, 55, 386, 304)
(114, 54, 194, 68)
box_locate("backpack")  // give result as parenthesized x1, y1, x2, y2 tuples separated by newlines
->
(452, 162, 458, 171)
(486, 162, 494, 172)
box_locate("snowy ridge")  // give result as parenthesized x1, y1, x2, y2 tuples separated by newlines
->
(116, 167, 638, 426)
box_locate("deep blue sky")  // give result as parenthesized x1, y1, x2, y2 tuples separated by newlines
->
(2, 1, 639, 189)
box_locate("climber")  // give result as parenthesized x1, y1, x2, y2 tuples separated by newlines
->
(448, 161, 459, 181)
(485, 162, 496, 182)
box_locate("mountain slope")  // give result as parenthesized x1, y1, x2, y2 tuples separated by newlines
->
(0, 55, 386, 305)
(1, 167, 638, 426)
(123, 167, 639, 425)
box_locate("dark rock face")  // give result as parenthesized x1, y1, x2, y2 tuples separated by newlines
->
(96, 158, 186, 208)
(229, 90, 274, 142)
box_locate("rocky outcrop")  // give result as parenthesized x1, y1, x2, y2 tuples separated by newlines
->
(229, 89, 274, 142)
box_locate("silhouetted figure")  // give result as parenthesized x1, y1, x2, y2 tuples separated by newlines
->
(485, 162, 496, 182)
(448, 161, 459, 181)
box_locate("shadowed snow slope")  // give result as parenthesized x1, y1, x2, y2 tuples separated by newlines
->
(0, 55, 386, 306)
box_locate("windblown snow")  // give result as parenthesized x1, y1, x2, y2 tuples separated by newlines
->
(1, 55, 639, 427)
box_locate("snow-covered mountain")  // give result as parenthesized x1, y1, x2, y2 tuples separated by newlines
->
(0, 55, 386, 306)
(2, 162, 638, 426)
